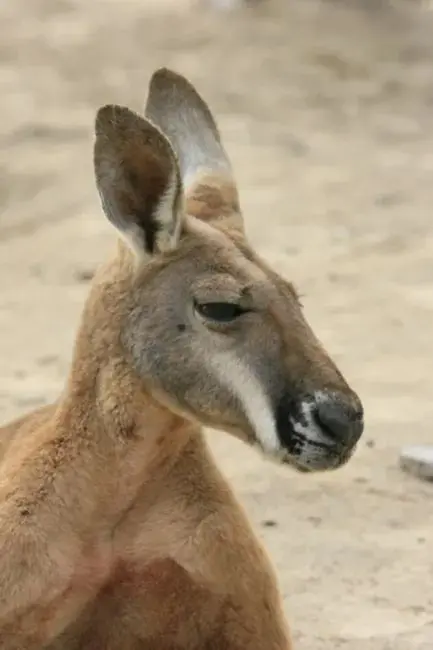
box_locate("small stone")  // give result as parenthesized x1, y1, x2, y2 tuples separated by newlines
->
(400, 445, 433, 482)
(37, 355, 58, 367)
(74, 268, 95, 283)
(262, 519, 277, 528)
(306, 515, 323, 527)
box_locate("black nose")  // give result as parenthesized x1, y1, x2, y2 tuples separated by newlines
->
(315, 396, 364, 446)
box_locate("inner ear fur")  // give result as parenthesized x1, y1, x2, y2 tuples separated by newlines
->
(94, 104, 183, 257)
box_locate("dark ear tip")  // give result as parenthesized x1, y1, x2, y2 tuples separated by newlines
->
(149, 68, 192, 94)
(95, 104, 115, 134)
(152, 66, 174, 78)
(95, 104, 136, 136)
(151, 67, 181, 82)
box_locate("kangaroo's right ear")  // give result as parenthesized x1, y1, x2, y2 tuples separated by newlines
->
(94, 104, 183, 259)
(145, 68, 243, 234)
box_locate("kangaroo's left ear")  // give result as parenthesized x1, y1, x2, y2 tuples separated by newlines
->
(94, 104, 183, 258)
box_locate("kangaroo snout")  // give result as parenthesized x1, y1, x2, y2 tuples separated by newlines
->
(274, 385, 364, 472)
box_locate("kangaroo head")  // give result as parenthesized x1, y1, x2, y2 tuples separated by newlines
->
(92, 68, 363, 473)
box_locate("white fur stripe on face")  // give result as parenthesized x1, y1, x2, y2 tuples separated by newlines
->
(208, 354, 339, 469)
(209, 352, 281, 456)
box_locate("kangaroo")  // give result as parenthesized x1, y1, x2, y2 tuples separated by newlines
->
(0, 68, 364, 649)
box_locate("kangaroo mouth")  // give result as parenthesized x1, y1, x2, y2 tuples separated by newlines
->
(286, 441, 356, 473)
(254, 428, 356, 473)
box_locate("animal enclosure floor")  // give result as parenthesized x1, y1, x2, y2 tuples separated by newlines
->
(0, 0, 433, 648)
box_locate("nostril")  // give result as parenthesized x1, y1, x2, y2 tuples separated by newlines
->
(315, 399, 364, 445)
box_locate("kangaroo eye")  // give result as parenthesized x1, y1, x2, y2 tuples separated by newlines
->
(194, 301, 247, 323)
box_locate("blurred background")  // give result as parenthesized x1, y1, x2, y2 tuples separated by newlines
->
(0, 0, 432, 647)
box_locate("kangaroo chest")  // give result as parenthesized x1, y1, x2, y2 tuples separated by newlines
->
(47, 557, 239, 650)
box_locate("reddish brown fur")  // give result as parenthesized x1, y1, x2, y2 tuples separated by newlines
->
(0, 68, 363, 649)
(187, 174, 240, 223)
(0, 244, 291, 650)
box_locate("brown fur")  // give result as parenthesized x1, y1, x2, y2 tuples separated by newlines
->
(0, 68, 363, 649)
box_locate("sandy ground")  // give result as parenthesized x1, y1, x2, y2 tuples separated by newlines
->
(1, 0, 433, 647)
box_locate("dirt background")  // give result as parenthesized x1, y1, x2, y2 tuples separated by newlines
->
(1, 0, 433, 647)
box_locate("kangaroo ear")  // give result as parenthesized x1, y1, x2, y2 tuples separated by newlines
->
(94, 104, 182, 258)
(145, 68, 243, 234)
